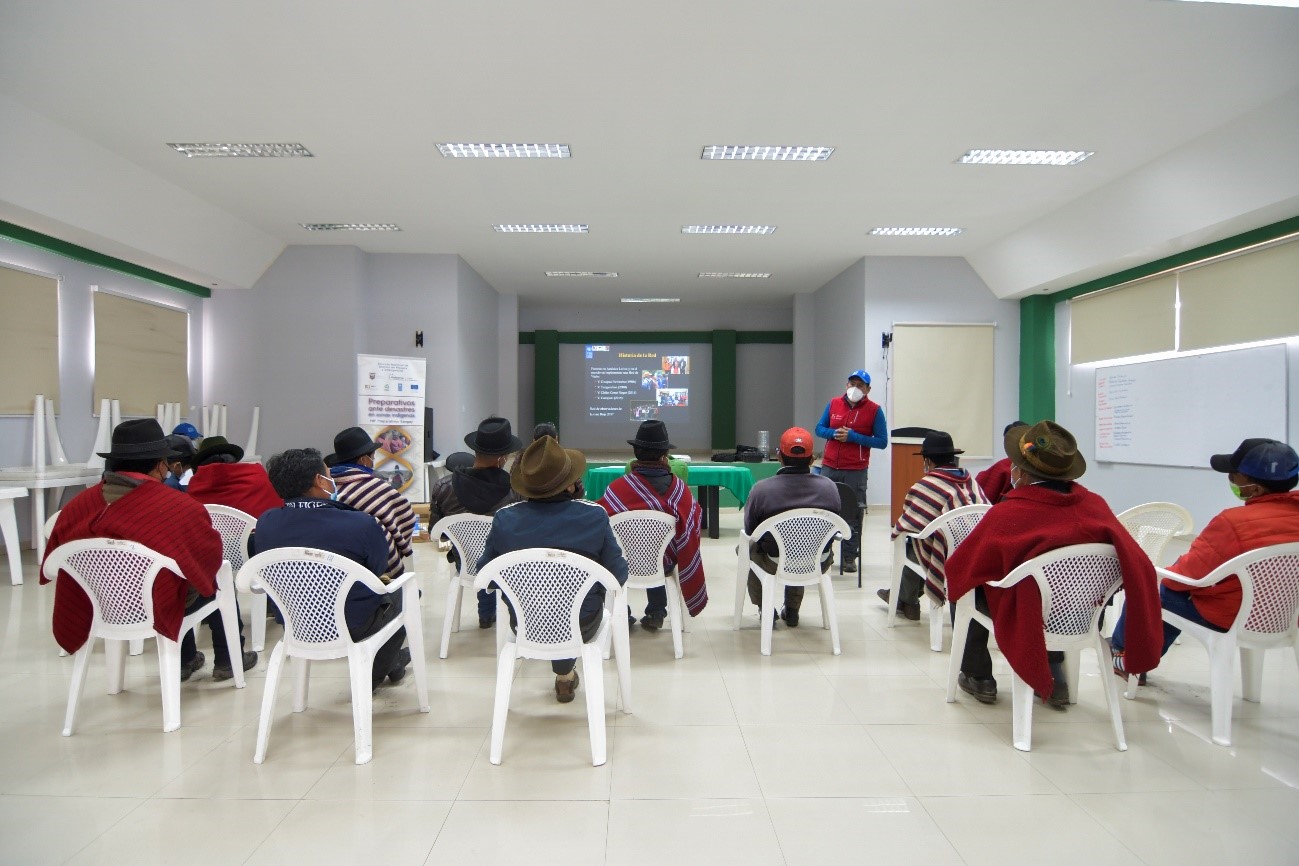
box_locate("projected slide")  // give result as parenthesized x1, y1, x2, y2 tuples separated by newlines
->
(585, 344, 692, 423)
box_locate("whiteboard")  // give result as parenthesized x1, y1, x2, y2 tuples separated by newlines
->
(1095, 344, 1287, 468)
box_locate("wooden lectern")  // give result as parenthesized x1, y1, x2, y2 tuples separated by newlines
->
(890, 437, 927, 525)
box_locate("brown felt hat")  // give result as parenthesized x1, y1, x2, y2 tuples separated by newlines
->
(510, 435, 588, 499)
(1004, 420, 1086, 481)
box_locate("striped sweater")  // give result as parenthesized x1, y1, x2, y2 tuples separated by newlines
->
(892, 467, 989, 603)
(331, 464, 416, 579)
(598, 469, 709, 616)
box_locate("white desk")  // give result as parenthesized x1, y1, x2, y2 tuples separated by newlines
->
(0, 487, 30, 585)
(0, 465, 101, 568)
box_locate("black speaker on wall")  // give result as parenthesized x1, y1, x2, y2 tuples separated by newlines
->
(423, 407, 438, 461)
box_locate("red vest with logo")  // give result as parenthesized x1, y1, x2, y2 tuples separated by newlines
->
(822, 395, 881, 471)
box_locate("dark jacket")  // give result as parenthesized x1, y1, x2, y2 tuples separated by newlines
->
(743, 466, 842, 556)
(253, 498, 389, 630)
(430, 466, 521, 518)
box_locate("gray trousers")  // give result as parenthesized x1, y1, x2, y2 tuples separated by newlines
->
(820, 466, 867, 556)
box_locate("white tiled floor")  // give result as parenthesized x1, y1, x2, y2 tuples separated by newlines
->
(3, 512, 1297, 865)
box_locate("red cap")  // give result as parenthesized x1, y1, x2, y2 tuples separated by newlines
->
(779, 427, 814, 457)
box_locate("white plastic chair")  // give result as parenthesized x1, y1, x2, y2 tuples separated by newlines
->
(946, 543, 1127, 753)
(889, 503, 991, 651)
(42, 538, 246, 735)
(610, 510, 690, 659)
(429, 513, 497, 659)
(1116, 502, 1195, 565)
(732, 508, 851, 656)
(1125, 542, 1299, 746)
(204, 505, 267, 651)
(238, 546, 429, 765)
(1, 486, 29, 586)
(474, 548, 632, 766)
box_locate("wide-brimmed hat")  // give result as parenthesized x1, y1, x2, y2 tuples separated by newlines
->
(192, 435, 244, 467)
(1210, 438, 1299, 481)
(165, 434, 197, 465)
(445, 451, 475, 473)
(464, 416, 524, 456)
(333, 426, 380, 463)
(627, 420, 674, 451)
(510, 435, 587, 499)
(1004, 420, 1086, 481)
(97, 418, 178, 461)
(920, 431, 964, 459)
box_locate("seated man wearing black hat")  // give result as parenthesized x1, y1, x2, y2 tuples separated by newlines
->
(878, 431, 988, 621)
(477, 436, 628, 703)
(42, 419, 254, 682)
(186, 435, 283, 519)
(256, 448, 411, 689)
(946, 421, 1162, 708)
(163, 434, 197, 491)
(1111, 438, 1299, 681)
(598, 420, 708, 630)
(429, 417, 525, 628)
(328, 426, 417, 582)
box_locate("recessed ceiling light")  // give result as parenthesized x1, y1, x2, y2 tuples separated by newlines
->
(545, 271, 618, 277)
(300, 223, 401, 231)
(956, 149, 1093, 166)
(698, 272, 771, 278)
(681, 225, 777, 234)
(437, 143, 571, 158)
(868, 227, 964, 237)
(493, 224, 588, 233)
(701, 145, 834, 161)
(621, 297, 680, 304)
(168, 142, 313, 158)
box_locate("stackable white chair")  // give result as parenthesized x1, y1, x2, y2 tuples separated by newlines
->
(946, 543, 1127, 753)
(888, 503, 991, 651)
(1116, 502, 1195, 565)
(733, 508, 851, 656)
(0, 487, 28, 585)
(474, 548, 632, 766)
(610, 510, 689, 659)
(204, 505, 267, 651)
(1125, 542, 1299, 746)
(42, 538, 246, 735)
(238, 547, 429, 765)
(430, 513, 497, 659)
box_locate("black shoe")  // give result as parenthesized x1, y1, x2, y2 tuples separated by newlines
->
(958, 672, 998, 704)
(780, 607, 800, 628)
(180, 651, 205, 682)
(388, 647, 413, 684)
(478, 616, 496, 630)
(640, 613, 666, 631)
(1045, 679, 1070, 711)
(213, 650, 257, 681)
(842, 559, 857, 574)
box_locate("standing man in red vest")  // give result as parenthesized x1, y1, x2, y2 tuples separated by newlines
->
(815, 369, 888, 572)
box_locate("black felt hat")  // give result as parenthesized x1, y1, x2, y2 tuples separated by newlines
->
(463, 417, 524, 456)
(333, 427, 380, 464)
(919, 431, 964, 458)
(96, 418, 178, 461)
(627, 420, 674, 451)
(191, 435, 244, 467)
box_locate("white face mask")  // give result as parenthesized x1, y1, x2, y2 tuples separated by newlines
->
(845, 386, 864, 403)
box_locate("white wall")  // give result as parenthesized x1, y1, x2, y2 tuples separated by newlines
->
(1053, 302, 1299, 530)
(0, 236, 208, 537)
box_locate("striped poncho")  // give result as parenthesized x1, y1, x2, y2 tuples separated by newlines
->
(892, 466, 989, 603)
(598, 468, 709, 615)
(331, 463, 416, 579)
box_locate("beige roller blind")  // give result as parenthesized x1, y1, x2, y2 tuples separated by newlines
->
(1179, 238, 1299, 351)
(1069, 274, 1176, 364)
(0, 263, 60, 414)
(891, 323, 995, 458)
(93, 291, 189, 415)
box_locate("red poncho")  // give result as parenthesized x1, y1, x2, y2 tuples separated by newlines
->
(187, 462, 284, 519)
(42, 479, 223, 652)
(945, 483, 1162, 697)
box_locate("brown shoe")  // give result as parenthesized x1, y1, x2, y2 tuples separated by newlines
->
(555, 670, 580, 703)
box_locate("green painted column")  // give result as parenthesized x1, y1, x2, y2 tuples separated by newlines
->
(534, 330, 560, 428)
(711, 329, 737, 448)
(1018, 295, 1055, 422)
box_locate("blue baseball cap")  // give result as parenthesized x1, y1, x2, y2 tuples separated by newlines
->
(848, 370, 871, 385)
(1210, 438, 1298, 481)
(172, 422, 201, 439)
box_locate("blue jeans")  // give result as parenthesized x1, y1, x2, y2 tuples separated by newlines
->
(644, 586, 668, 619)
(1112, 585, 1227, 657)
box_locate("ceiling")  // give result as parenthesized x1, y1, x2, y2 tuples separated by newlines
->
(1, 1, 1298, 304)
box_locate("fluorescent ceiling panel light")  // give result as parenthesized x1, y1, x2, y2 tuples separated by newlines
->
(437, 143, 570, 158)
(1165, 1, 1299, 6)
(300, 223, 401, 231)
(868, 227, 964, 237)
(545, 271, 618, 277)
(701, 145, 834, 161)
(956, 149, 1093, 166)
(493, 224, 588, 233)
(698, 272, 771, 278)
(168, 142, 313, 158)
(681, 225, 777, 234)
(621, 297, 680, 303)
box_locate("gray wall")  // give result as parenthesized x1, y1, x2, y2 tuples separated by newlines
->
(519, 302, 793, 332)
(0, 236, 209, 537)
(736, 343, 794, 453)
(1053, 302, 1299, 530)
(799, 258, 867, 461)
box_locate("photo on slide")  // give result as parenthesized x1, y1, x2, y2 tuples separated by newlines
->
(585, 343, 690, 424)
